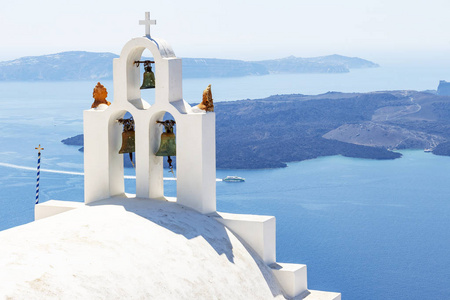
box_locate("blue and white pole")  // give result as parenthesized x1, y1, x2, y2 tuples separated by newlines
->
(35, 144, 44, 204)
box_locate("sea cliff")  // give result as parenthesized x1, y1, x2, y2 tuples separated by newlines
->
(63, 90, 450, 169)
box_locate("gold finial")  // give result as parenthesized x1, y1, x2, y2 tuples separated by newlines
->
(91, 82, 111, 108)
(197, 84, 214, 112)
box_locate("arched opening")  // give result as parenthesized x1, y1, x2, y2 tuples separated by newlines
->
(152, 112, 177, 200)
(110, 110, 137, 197)
(138, 49, 156, 106)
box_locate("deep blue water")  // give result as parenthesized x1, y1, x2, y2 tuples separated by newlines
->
(1, 67, 450, 299)
(216, 152, 450, 299)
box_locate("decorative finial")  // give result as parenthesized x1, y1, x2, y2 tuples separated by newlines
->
(139, 12, 156, 38)
(91, 82, 111, 109)
(196, 84, 214, 112)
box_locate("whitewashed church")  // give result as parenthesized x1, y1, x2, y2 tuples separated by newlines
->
(0, 13, 340, 300)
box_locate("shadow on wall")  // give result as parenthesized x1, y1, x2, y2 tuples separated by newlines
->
(87, 197, 285, 298)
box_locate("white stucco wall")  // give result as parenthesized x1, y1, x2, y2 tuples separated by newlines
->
(84, 36, 216, 214)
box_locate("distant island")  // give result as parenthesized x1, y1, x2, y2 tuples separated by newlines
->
(437, 80, 450, 95)
(0, 51, 379, 81)
(62, 90, 450, 169)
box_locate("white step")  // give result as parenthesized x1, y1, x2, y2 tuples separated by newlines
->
(270, 263, 307, 298)
(215, 212, 276, 264)
(35, 200, 84, 220)
(297, 289, 341, 300)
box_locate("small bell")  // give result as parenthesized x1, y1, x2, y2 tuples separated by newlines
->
(119, 130, 135, 154)
(155, 120, 176, 157)
(117, 118, 136, 167)
(140, 62, 155, 89)
(156, 120, 176, 175)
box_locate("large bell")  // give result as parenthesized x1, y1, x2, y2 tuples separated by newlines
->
(119, 130, 135, 154)
(140, 64, 155, 89)
(155, 120, 176, 157)
(155, 132, 176, 156)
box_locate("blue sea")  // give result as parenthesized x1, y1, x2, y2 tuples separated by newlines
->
(1, 65, 450, 299)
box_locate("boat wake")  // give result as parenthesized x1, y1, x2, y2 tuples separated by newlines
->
(0, 162, 222, 181)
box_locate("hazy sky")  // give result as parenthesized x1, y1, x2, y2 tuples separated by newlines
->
(1, 0, 449, 65)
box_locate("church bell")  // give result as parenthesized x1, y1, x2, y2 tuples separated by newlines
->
(119, 130, 135, 154)
(155, 120, 176, 157)
(156, 120, 176, 175)
(155, 131, 176, 156)
(140, 62, 155, 89)
(117, 117, 136, 168)
(117, 117, 135, 154)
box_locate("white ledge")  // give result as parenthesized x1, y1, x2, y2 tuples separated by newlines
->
(270, 262, 307, 298)
(214, 212, 276, 264)
(35, 200, 84, 221)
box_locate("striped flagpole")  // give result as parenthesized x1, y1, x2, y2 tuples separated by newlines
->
(35, 144, 44, 204)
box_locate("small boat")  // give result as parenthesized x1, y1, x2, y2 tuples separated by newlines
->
(222, 176, 245, 182)
(424, 148, 433, 153)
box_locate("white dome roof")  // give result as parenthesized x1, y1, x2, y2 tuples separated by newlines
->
(0, 198, 285, 299)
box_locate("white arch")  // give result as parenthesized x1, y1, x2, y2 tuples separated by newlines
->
(112, 37, 182, 109)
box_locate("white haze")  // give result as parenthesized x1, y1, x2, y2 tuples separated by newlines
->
(0, 0, 449, 67)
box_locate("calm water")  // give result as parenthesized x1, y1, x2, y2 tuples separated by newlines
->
(0, 66, 449, 299)
(216, 152, 450, 299)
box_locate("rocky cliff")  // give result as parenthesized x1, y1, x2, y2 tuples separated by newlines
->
(64, 90, 450, 169)
(437, 80, 450, 95)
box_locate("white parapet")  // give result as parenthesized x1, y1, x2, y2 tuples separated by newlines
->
(302, 290, 342, 300)
(35, 200, 84, 220)
(214, 212, 276, 264)
(270, 263, 307, 298)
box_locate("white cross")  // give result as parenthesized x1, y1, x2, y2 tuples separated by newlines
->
(139, 12, 156, 38)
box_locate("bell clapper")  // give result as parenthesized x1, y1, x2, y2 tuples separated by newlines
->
(129, 153, 135, 169)
(167, 156, 175, 177)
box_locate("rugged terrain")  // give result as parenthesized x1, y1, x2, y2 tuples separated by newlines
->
(63, 90, 450, 169)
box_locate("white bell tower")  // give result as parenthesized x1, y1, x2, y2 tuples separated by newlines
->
(83, 13, 216, 214)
